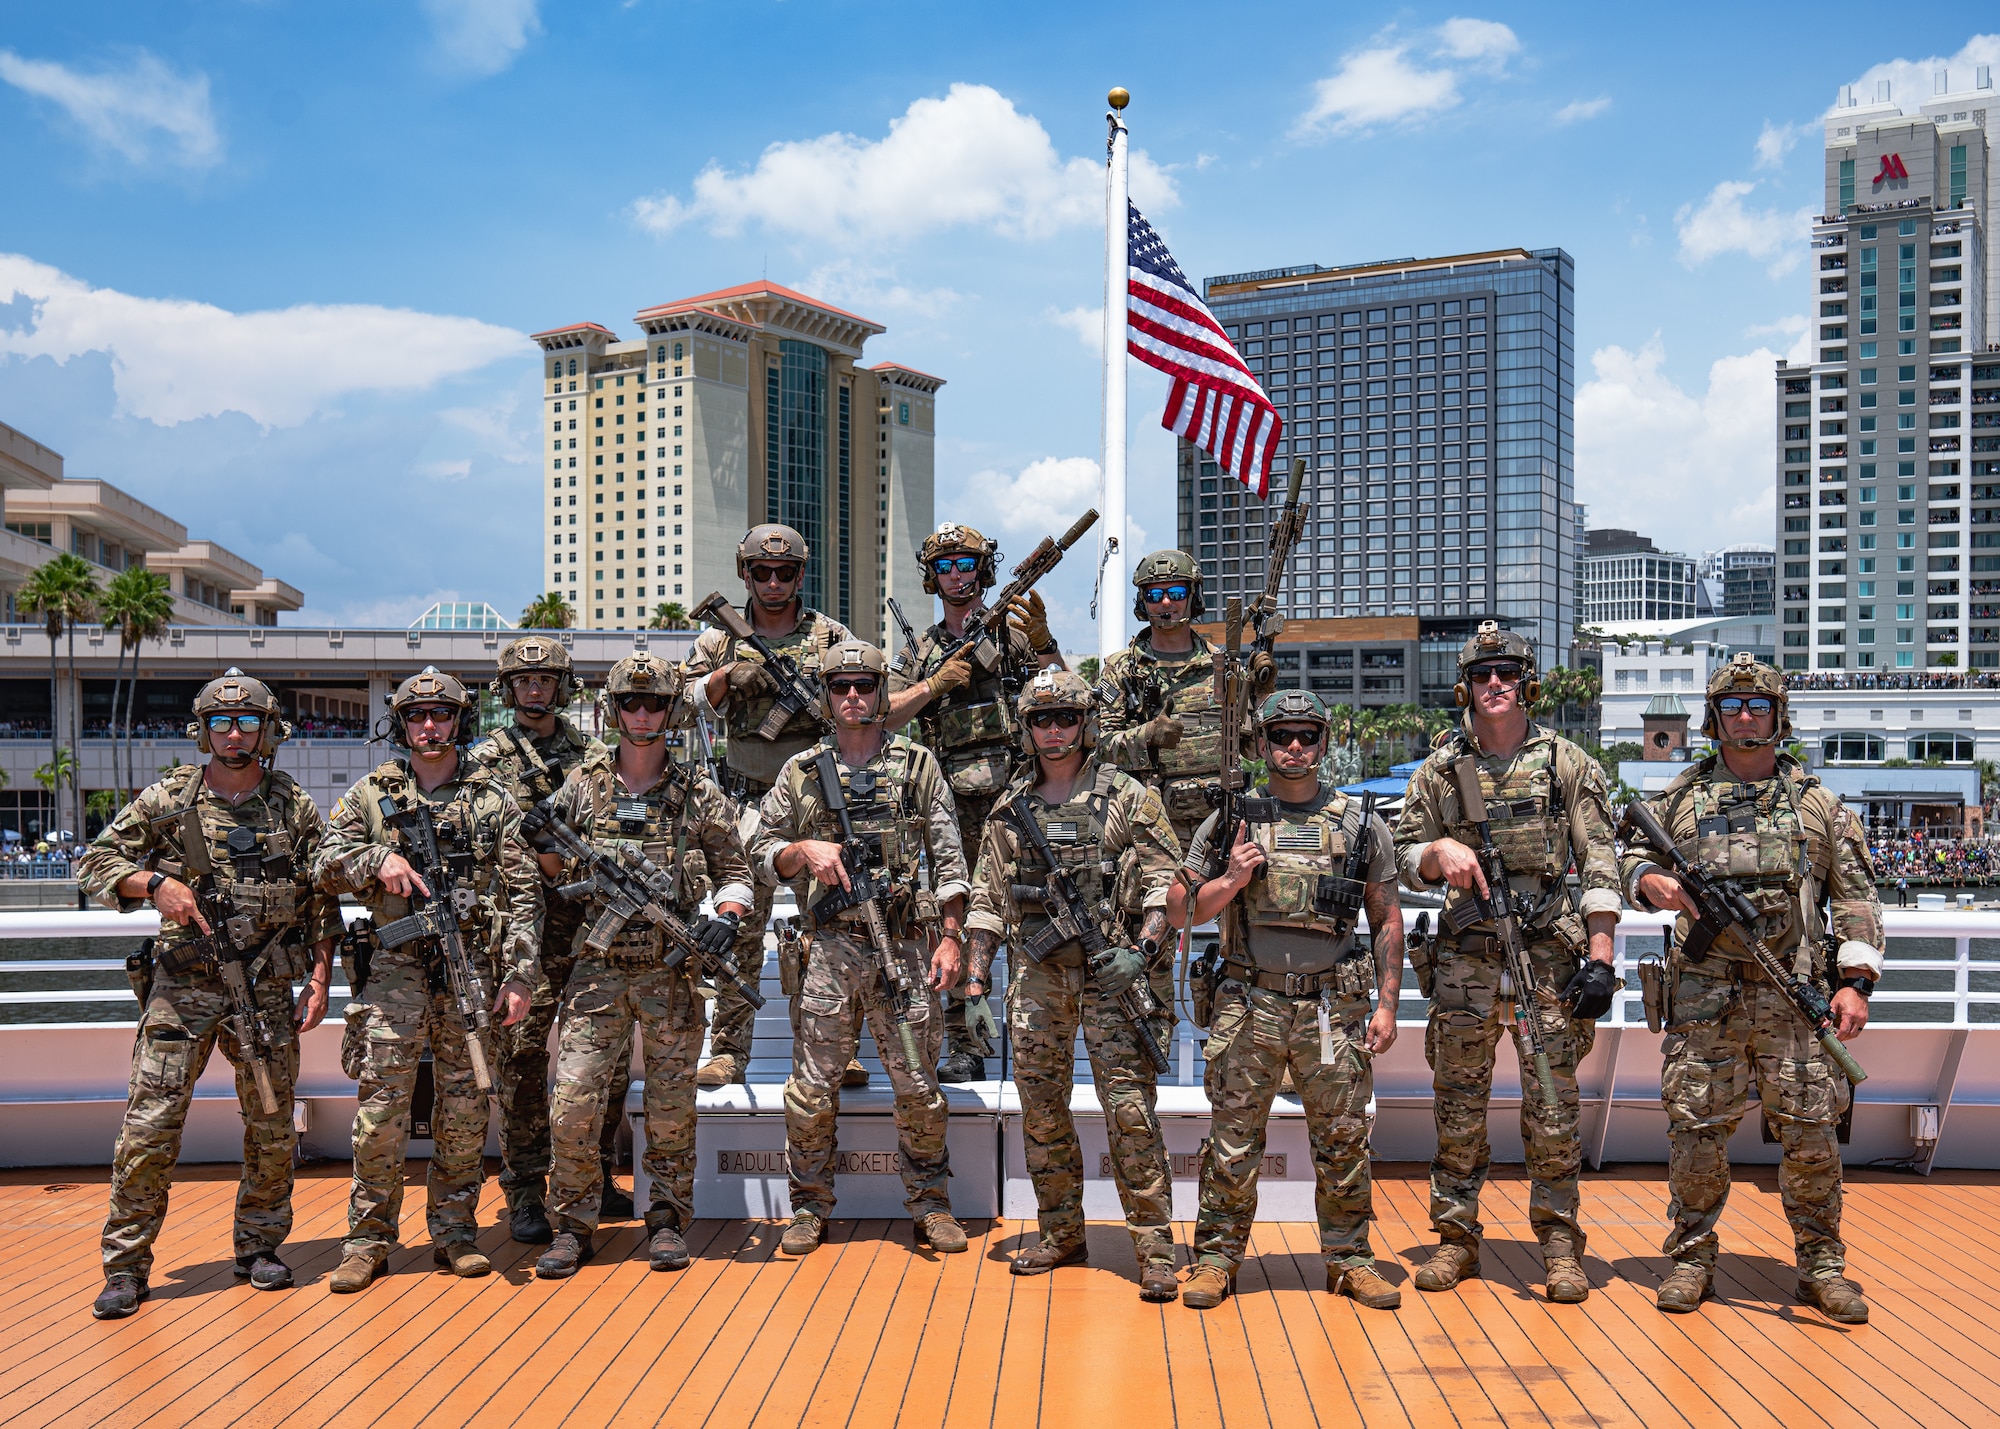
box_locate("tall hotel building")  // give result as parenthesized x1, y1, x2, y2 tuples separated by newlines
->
(535, 283, 941, 638)
(1182, 248, 1577, 667)
(1780, 67, 1996, 671)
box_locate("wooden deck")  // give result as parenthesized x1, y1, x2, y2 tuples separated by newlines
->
(1, 1161, 1993, 1428)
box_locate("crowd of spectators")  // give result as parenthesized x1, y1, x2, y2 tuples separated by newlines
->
(1787, 672, 2000, 692)
(0, 840, 81, 877)
(1870, 832, 1998, 897)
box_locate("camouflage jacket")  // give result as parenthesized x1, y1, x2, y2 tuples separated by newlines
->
(467, 715, 605, 813)
(752, 733, 971, 936)
(1620, 751, 1884, 977)
(684, 603, 851, 788)
(887, 611, 1042, 804)
(543, 745, 756, 961)
(1394, 720, 1623, 943)
(312, 755, 544, 987)
(77, 762, 344, 972)
(965, 754, 1180, 965)
(1095, 629, 1252, 796)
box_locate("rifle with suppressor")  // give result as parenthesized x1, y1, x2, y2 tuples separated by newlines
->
(1620, 798, 1867, 1084)
(808, 749, 931, 1082)
(886, 597, 922, 671)
(372, 796, 497, 1094)
(523, 803, 765, 1009)
(1197, 597, 1277, 881)
(999, 798, 1171, 1073)
(1449, 754, 1560, 1114)
(930, 510, 1098, 677)
(1247, 456, 1309, 668)
(690, 593, 832, 742)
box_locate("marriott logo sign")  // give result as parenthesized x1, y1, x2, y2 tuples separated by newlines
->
(1874, 153, 1910, 185)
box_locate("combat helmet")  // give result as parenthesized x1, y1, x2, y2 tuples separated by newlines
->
(822, 640, 890, 724)
(494, 634, 577, 710)
(1701, 651, 1791, 748)
(917, 522, 999, 596)
(383, 666, 478, 747)
(1255, 688, 1331, 738)
(1130, 548, 1204, 622)
(1015, 667, 1098, 754)
(597, 650, 683, 742)
(735, 523, 810, 577)
(188, 667, 290, 759)
(1453, 620, 1540, 707)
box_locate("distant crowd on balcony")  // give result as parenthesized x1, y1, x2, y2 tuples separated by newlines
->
(1871, 834, 1996, 894)
(1786, 671, 2000, 691)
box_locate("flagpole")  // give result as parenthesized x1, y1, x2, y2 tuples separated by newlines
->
(1099, 85, 1130, 663)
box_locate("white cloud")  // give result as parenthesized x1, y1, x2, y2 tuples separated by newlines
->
(1832, 34, 2000, 115)
(801, 260, 959, 320)
(963, 456, 1105, 540)
(632, 83, 1178, 245)
(1674, 180, 1813, 276)
(0, 252, 529, 427)
(1577, 333, 1804, 557)
(1296, 18, 1518, 137)
(423, 0, 541, 77)
(1047, 305, 1104, 355)
(415, 458, 472, 481)
(0, 49, 220, 169)
(1434, 17, 1519, 64)
(1553, 96, 1610, 126)
(1754, 119, 1807, 169)
(295, 588, 473, 630)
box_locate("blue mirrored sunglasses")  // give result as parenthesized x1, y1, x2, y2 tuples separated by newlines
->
(930, 556, 980, 575)
(1142, 584, 1192, 605)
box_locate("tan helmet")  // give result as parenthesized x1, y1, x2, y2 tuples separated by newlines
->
(822, 639, 889, 724)
(1702, 651, 1792, 748)
(1453, 620, 1540, 707)
(494, 634, 577, 709)
(385, 666, 478, 746)
(917, 522, 999, 595)
(188, 667, 289, 758)
(735, 523, 810, 577)
(597, 650, 683, 740)
(1015, 666, 1098, 754)
(1130, 548, 1204, 621)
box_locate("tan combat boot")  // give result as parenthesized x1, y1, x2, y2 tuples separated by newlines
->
(1798, 1274, 1868, 1325)
(1655, 1262, 1713, 1313)
(1543, 1255, 1589, 1304)
(1180, 1262, 1235, 1309)
(328, 1252, 380, 1294)
(780, 1210, 824, 1256)
(1010, 1237, 1087, 1277)
(1140, 1258, 1179, 1303)
(917, 1212, 968, 1254)
(696, 1053, 744, 1088)
(841, 1058, 870, 1087)
(1329, 1263, 1402, 1309)
(432, 1242, 492, 1278)
(1413, 1241, 1479, 1292)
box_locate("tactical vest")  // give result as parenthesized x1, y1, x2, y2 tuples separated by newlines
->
(910, 621, 1024, 800)
(370, 763, 504, 938)
(486, 723, 585, 809)
(1111, 637, 1231, 825)
(1240, 790, 1368, 941)
(718, 607, 841, 789)
(997, 763, 1123, 968)
(1670, 762, 1817, 961)
(793, 738, 933, 933)
(581, 761, 710, 915)
(1437, 732, 1576, 935)
(146, 763, 310, 972)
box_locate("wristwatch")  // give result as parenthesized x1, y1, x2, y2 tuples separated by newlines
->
(144, 872, 166, 899)
(1836, 974, 1876, 1000)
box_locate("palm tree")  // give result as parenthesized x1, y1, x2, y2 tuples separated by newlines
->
(647, 601, 691, 631)
(35, 747, 76, 842)
(520, 591, 575, 629)
(17, 554, 101, 838)
(100, 568, 175, 799)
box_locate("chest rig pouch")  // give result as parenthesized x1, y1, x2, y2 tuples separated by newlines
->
(1005, 767, 1121, 968)
(1140, 654, 1230, 806)
(1440, 740, 1573, 939)
(921, 632, 1022, 798)
(801, 744, 928, 933)
(497, 726, 578, 808)
(593, 765, 708, 919)
(1683, 777, 1809, 961)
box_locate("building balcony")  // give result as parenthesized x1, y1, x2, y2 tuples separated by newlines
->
(1933, 315, 1963, 331)
(1820, 444, 1848, 458)
(1932, 438, 1963, 453)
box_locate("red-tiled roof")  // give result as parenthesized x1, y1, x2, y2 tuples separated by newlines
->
(529, 321, 616, 339)
(867, 361, 945, 383)
(635, 281, 880, 329)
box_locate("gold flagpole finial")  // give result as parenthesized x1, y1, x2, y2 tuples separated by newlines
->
(1108, 87, 1130, 111)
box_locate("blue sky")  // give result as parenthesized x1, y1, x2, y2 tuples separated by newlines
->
(0, 5, 1994, 643)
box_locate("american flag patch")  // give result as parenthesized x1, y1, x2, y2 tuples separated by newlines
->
(1273, 824, 1324, 852)
(1044, 821, 1080, 843)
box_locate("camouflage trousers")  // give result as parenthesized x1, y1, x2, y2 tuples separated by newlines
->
(548, 956, 704, 1235)
(785, 929, 948, 1218)
(1195, 983, 1376, 1271)
(495, 899, 628, 1211)
(1009, 954, 1174, 1264)
(1660, 961, 1850, 1278)
(344, 950, 491, 1260)
(707, 876, 772, 1066)
(1425, 938, 1593, 1258)
(103, 967, 300, 1280)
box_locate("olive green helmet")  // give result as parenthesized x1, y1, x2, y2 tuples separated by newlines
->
(494, 634, 577, 710)
(917, 521, 999, 595)
(1130, 548, 1204, 621)
(1015, 666, 1097, 754)
(188, 667, 289, 758)
(1454, 620, 1540, 707)
(1702, 651, 1792, 747)
(1255, 688, 1331, 734)
(384, 666, 478, 747)
(735, 523, 810, 577)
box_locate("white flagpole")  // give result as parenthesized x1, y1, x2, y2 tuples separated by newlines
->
(1099, 86, 1131, 663)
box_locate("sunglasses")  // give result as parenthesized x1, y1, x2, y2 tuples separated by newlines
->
(1716, 696, 1775, 717)
(1466, 663, 1525, 686)
(205, 714, 263, 734)
(1027, 710, 1082, 730)
(828, 678, 879, 696)
(403, 705, 459, 726)
(1142, 585, 1192, 605)
(615, 693, 669, 713)
(747, 563, 801, 583)
(931, 556, 980, 575)
(1266, 725, 1323, 749)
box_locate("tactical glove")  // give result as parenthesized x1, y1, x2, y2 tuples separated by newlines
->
(1141, 712, 1184, 750)
(520, 803, 563, 855)
(926, 649, 975, 701)
(1004, 592, 1057, 654)
(965, 994, 999, 1043)
(1087, 945, 1146, 999)
(1248, 651, 1278, 692)
(1562, 959, 1618, 1021)
(726, 661, 777, 699)
(693, 911, 742, 959)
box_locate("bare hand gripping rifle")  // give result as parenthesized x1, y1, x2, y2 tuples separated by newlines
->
(1621, 798, 1866, 1084)
(690, 592, 833, 741)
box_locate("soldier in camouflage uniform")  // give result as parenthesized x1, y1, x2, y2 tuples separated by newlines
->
(965, 668, 1182, 1300)
(313, 667, 542, 1293)
(753, 640, 973, 1257)
(526, 652, 756, 1279)
(1392, 622, 1623, 1304)
(1094, 549, 1259, 850)
(1169, 690, 1404, 1312)
(1622, 653, 1880, 1325)
(79, 671, 343, 1320)
(683, 523, 852, 1088)
(886, 521, 1064, 1082)
(465, 634, 630, 1243)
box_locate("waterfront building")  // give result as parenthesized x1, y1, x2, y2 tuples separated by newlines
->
(1581, 528, 1697, 624)
(1696, 543, 1777, 617)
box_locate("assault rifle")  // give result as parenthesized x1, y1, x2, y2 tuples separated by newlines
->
(1000, 799, 1171, 1073)
(691, 592, 831, 741)
(930, 510, 1098, 676)
(373, 797, 497, 1094)
(1196, 596, 1276, 881)
(1450, 754, 1559, 1114)
(524, 803, 765, 1009)
(808, 749, 931, 1082)
(885, 597, 923, 671)
(1621, 799, 1867, 1084)
(1316, 791, 1378, 938)
(1247, 456, 1309, 669)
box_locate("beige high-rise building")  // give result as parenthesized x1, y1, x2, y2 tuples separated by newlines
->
(534, 283, 942, 642)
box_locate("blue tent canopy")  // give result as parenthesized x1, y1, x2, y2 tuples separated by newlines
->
(1339, 776, 1409, 799)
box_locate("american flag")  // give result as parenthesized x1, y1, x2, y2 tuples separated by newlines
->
(1125, 202, 1283, 498)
